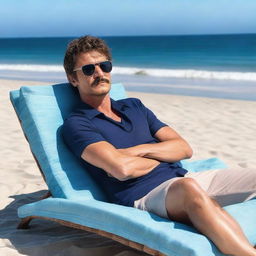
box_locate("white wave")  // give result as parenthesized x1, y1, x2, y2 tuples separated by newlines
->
(0, 64, 64, 72)
(1, 64, 256, 81)
(113, 67, 256, 81)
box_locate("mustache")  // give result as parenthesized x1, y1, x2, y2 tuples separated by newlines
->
(92, 77, 110, 87)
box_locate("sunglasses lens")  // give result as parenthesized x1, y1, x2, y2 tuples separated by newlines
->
(82, 64, 95, 76)
(81, 61, 112, 76)
(100, 61, 112, 73)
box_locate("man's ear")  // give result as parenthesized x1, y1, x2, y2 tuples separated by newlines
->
(67, 74, 78, 87)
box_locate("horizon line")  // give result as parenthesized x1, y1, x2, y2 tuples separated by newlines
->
(1, 32, 256, 40)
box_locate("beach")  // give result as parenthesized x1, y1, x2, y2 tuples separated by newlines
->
(1, 78, 256, 256)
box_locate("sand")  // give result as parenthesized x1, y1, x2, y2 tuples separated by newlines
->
(1, 78, 256, 256)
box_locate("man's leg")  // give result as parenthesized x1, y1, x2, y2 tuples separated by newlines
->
(166, 177, 256, 256)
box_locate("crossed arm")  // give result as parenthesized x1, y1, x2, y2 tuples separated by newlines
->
(81, 126, 193, 181)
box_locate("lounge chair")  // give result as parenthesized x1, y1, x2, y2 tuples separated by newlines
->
(10, 83, 256, 256)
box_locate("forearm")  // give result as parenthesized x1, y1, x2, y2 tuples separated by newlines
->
(116, 154, 160, 181)
(82, 141, 160, 181)
(118, 139, 193, 163)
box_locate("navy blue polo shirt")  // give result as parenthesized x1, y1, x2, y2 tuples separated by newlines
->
(62, 97, 188, 206)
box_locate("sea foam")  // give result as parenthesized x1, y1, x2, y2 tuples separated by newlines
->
(113, 67, 256, 81)
(0, 64, 64, 72)
(1, 64, 256, 81)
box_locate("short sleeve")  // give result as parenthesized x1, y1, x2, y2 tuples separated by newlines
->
(62, 115, 106, 158)
(136, 99, 168, 135)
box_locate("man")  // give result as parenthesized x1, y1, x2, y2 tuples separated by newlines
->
(62, 35, 256, 256)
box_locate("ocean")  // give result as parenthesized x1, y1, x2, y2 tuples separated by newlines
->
(0, 34, 256, 100)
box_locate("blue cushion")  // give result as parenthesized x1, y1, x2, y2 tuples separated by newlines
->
(10, 83, 256, 256)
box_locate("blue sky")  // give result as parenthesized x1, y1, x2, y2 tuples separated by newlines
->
(1, 0, 256, 38)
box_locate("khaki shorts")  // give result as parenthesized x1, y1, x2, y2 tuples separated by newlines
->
(134, 168, 256, 219)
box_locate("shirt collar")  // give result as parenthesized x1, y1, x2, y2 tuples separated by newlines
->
(77, 98, 129, 120)
(110, 98, 129, 112)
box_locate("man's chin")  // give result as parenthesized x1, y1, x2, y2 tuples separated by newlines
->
(93, 87, 111, 97)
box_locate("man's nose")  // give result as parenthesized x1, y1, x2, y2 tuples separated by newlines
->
(94, 65, 104, 77)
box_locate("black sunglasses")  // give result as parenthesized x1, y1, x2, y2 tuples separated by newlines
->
(73, 60, 112, 76)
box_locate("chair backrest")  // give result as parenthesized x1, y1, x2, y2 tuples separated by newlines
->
(10, 83, 127, 201)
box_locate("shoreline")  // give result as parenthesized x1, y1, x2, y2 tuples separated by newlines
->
(1, 78, 256, 256)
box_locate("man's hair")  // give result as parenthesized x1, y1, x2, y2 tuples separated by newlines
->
(63, 35, 112, 77)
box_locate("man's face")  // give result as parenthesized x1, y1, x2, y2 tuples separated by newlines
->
(70, 51, 111, 98)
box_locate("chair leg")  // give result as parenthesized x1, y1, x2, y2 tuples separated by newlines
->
(17, 216, 33, 229)
(17, 191, 52, 229)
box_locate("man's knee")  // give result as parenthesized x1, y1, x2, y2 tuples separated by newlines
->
(168, 177, 209, 211)
(170, 177, 203, 195)
(165, 178, 208, 222)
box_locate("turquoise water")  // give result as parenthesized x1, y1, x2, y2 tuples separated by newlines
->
(0, 34, 256, 100)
